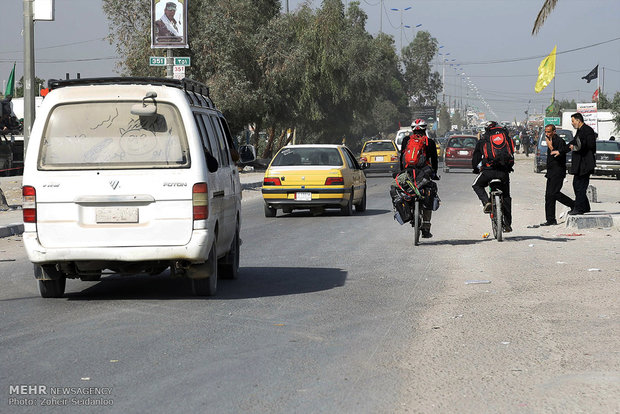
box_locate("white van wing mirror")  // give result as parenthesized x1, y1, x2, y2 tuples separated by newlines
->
(238, 144, 256, 163)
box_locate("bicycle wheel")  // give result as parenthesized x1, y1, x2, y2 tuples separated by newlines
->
(494, 194, 503, 242)
(413, 199, 421, 246)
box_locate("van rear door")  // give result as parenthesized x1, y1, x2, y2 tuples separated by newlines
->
(35, 101, 193, 248)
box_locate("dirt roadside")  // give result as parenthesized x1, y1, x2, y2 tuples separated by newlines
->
(398, 156, 619, 413)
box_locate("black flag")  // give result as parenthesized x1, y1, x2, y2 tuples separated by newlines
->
(581, 65, 598, 83)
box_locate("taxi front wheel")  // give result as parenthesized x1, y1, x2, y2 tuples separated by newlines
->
(355, 188, 367, 212)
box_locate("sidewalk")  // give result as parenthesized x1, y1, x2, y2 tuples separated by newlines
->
(0, 171, 266, 238)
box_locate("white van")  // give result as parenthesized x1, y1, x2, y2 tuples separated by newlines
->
(394, 127, 412, 151)
(22, 78, 253, 298)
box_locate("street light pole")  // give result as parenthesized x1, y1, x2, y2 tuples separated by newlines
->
(23, 0, 35, 153)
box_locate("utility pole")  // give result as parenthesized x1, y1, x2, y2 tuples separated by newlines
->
(379, 0, 382, 33)
(23, 0, 35, 154)
(286, 0, 289, 14)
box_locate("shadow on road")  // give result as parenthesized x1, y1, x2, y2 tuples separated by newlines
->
(64, 266, 347, 300)
(218, 266, 347, 299)
(278, 209, 390, 218)
(421, 235, 574, 246)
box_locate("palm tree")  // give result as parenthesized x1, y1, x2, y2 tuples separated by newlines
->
(532, 0, 558, 35)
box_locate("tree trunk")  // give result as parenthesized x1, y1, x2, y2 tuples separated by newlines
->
(261, 127, 277, 159)
(277, 128, 289, 150)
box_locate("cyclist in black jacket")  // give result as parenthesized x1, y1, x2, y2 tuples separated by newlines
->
(471, 121, 514, 232)
(398, 119, 439, 238)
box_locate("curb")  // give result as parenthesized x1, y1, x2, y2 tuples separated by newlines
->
(0, 223, 24, 238)
(566, 214, 615, 230)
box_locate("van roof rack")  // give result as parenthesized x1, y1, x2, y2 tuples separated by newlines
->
(48, 77, 215, 109)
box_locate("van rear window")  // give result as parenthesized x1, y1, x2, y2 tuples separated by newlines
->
(39, 102, 189, 170)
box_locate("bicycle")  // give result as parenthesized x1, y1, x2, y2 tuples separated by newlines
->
(488, 178, 505, 242)
(391, 187, 423, 245)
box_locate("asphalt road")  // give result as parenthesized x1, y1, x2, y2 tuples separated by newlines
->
(1, 158, 618, 413)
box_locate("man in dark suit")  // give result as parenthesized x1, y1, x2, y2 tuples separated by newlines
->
(540, 124, 574, 225)
(568, 112, 597, 215)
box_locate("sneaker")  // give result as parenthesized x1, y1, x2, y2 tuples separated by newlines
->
(503, 224, 513, 233)
(539, 220, 558, 226)
(483, 202, 492, 214)
(421, 229, 433, 238)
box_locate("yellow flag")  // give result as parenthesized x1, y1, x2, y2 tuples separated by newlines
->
(535, 46, 556, 93)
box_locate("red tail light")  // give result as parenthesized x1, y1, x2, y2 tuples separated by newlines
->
(615, 155, 620, 161)
(325, 177, 344, 185)
(263, 177, 282, 186)
(360, 156, 368, 162)
(192, 183, 208, 220)
(23, 186, 36, 223)
(391, 155, 398, 161)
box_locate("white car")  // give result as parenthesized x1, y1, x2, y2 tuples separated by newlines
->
(22, 77, 252, 297)
(394, 128, 412, 151)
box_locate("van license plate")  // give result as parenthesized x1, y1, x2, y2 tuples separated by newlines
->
(375, 156, 384, 161)
(295, 192, 312, 201)
(96, 207, 139, 223)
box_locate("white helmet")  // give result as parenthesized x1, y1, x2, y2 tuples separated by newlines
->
(411, 119, 427, 131)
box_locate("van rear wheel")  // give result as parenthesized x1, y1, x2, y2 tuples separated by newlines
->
(190, 243, 218, 296)
(219, 226, 240, 280)
(35, 265, 66, 298)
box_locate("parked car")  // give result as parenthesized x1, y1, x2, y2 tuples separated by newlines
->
(262, 144, 367, 217)
(534, 129, 573, 173)
(22, 77, 253, 298)
(594, 140, 620, 179)
(443, 135, 478, 173)
(359, 139, 399, 174)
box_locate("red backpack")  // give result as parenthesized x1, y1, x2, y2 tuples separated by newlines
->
(403, 134, 428, 168)
(483, 127, 514, 169)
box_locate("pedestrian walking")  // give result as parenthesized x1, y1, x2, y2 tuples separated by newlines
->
(567, 112, 597, 215)
(523, 130, 531, 157)
(540, 124, 574, 225)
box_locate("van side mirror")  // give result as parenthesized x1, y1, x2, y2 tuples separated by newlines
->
(238, 145, 257, 164)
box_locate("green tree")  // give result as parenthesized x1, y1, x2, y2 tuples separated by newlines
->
(451, 109, 464, 130)
(532, 0, 558, 35)
(14, 76, 47, 98)
(599, 91, 620, 132)
(401, 31, 442, 109)
(438, 104, 450, 136)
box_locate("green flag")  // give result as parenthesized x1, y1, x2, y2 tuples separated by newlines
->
(5, 63, 15, 97)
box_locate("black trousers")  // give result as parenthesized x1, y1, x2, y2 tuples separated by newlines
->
(572, 173, 591, 213)
(545, 173, 574, 222)
(472, 170, 512, 225)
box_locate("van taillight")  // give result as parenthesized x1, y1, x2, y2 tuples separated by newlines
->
(263, 177, 281, 186)
(325, 177, 344, 185)
(192, 183, 208, 220)
(23, 186, 36, 223)
(360, 156, 368, 162)
(391, 155, 398, 161)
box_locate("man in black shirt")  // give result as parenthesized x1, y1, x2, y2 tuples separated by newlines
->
(568, 113, 597, 215)
(541, 124, 574, 226)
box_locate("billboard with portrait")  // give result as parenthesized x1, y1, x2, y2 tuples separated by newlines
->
(151, 0, 188, 48)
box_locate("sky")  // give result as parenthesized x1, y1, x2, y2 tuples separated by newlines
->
(2, 0, 619, 122)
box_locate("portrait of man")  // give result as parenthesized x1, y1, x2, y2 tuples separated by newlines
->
(152, 0, 187, 48)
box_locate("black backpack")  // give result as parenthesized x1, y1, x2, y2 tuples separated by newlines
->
(483, 127, 514, 169)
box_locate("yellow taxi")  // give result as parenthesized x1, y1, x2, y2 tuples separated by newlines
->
(359, 140, 399, 174)
(262, 144, 367, 217)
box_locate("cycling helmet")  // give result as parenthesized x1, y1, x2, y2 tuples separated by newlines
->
(485, 121, 498, 130)
(411, 119, 427, 131)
